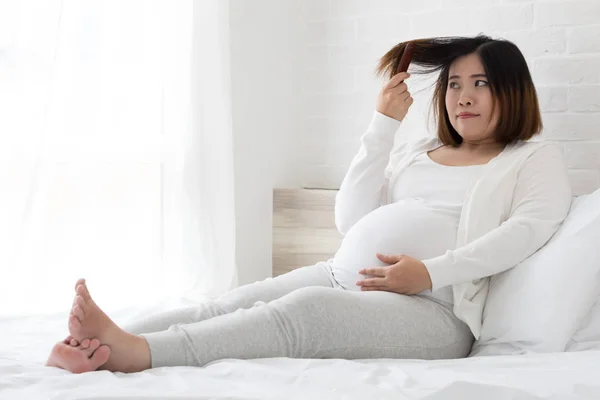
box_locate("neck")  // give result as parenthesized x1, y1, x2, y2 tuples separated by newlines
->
(458, 140, 505, 154)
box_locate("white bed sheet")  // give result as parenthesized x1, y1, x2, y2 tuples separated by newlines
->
(1, 297, 599, 400)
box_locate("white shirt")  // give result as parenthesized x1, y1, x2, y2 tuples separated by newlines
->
(334, 111, 572, 339)
(329, 151, 483, 305)
(392, 152, 485, 304)
(392, 152, 484, 207)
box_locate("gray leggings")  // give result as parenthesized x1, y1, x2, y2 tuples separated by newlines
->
(123, 261, 474, 368)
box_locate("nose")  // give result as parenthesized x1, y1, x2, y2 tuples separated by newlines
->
(458, 96, 472, 107)
(457, 86, 474, 107)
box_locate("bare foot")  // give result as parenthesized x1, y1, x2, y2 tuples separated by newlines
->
(45, 335, 111, 374)
(67, 279, 151, 373)
(68, 278, 119, 344)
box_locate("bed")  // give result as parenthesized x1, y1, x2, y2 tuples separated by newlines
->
(2, 188, 600, 399)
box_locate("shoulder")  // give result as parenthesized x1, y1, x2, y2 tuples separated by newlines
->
(490, 140, 569, 194)
(507, 141, 572, 216)
(504, 140, 566, 168)
(508, 140, 564, 156)
(407, 135, 442, 151)
(389, 135, 441, 161)
(509, 141, 570, 194)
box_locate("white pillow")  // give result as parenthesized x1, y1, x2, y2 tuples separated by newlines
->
(566, 291, 600, 352)
(469, 188, 600, 356)
(566, 253, 600, 352)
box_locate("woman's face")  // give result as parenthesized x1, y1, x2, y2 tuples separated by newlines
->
(445, 53, 500, 145)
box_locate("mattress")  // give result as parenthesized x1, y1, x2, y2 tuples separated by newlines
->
(2, 296, 599, 400)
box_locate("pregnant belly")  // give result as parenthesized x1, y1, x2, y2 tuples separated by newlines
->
(330, 199, 459, 291)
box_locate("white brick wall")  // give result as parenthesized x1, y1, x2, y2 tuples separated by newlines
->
(300, 0, 600, 196)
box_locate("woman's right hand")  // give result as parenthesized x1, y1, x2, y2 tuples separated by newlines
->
(375, 71, 413, 122)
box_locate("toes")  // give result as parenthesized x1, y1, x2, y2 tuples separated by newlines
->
(71, 296, 86, 321)
(68, 314, 82, 337)
(80, 339, 91, 349)
(72, 305, 84, 321)
(89, 345, 111, 370)
(88, 338, 100, 352)
(83, 339, 100, 357)
(83, 284, 92, 301)
(75, 294, 86, 308)
(73, 277, 92, 304)
(74, 278, 86, 292)
(65, 335, 80, 347)
(76, 284, 92, 303)
(82, 284, 92, 300)
(71, 291, 85, 311)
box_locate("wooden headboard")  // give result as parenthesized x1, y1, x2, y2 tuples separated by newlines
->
(272, 188, 343, 277)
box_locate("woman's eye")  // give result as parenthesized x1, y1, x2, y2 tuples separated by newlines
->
(449, 80, 488, 89)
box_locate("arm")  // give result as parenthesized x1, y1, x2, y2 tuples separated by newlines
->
(334, 111, 402, 235)
(422, 144, 573, 292)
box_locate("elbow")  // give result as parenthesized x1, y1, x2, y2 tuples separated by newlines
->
(334, 190, 354, 236)
(334, 209, 350, 236)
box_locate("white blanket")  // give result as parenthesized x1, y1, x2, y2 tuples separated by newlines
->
(2, 297, 599, 400)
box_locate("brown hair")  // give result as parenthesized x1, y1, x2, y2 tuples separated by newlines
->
(374, 34, 542, 146)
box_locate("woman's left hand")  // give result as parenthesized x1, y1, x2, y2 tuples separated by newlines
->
(356, 253, 433, 295)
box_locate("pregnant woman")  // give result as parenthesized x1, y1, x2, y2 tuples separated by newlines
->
(46, 34, 572, 374)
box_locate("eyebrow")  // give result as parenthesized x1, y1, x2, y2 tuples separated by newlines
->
(448, 73, 488, 80)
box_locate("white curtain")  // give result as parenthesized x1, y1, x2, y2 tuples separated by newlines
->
(0, 0, 238, 316)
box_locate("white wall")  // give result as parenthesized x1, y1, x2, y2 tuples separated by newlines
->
(229, 0, 305, 285)
(300, 0, 600, 193)
(229, 0, 600, 285)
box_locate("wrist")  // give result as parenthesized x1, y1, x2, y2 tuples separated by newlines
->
(420, 261, 433, 290)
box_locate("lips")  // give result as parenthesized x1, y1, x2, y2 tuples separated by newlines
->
(457, 113, 479, 119)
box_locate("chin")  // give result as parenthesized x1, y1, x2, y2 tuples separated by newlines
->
(456, 131, 486, 142)
(459, 135, 481, 141)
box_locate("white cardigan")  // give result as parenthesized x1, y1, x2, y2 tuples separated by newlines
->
(335, 111, 573, 339)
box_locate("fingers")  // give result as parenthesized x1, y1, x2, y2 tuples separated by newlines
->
(389, 81, 408, 95)
(358, 267, 386, 276)
(356, 277, 386, 287)
(361, 286, 385, 291)
(377, 253, 404, 263)
(390, 81, 408, 93)
(395, 89, 412, 103)
(384, 72, 411, 90)
(400, 91, 412, 104)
